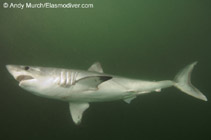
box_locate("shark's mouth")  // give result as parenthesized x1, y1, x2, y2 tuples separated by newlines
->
(16, 75, 34, 82)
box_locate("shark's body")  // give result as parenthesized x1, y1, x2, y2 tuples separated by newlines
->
(6, 62, 207, 124)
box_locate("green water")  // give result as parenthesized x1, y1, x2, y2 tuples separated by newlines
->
(0, 0, 211, 139)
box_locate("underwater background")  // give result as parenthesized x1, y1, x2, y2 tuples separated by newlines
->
(0, 0, 211, 139)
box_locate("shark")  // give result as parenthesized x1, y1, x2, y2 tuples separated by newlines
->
(6, 62, 207, 125)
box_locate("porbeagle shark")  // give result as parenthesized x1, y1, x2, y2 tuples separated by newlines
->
(6, 62, 207, 124)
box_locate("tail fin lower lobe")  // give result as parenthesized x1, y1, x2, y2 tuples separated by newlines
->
(174, 62, 207, 101)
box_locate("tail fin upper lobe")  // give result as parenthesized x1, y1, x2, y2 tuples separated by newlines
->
(174, 62, 207, 101)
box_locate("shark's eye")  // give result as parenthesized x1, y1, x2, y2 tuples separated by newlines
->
(24, 66, 30, 70)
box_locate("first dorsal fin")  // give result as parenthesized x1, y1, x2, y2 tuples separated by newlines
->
(88, 62, 104, 73)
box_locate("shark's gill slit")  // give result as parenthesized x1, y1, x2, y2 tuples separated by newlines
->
(66, 72, 69, 85)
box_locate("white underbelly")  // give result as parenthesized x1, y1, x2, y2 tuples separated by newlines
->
(65, 80, 132, 102)
(39, 77, 173, 103)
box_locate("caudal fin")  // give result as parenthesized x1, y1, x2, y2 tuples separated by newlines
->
(174, 62, 207, 101)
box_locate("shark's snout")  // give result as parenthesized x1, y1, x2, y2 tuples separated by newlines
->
(6, 64, 20, 76)
(6, 65, 14, 74)
(6, 65, 35, 82)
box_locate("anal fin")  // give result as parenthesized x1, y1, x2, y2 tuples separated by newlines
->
(155, 88, 161, 92)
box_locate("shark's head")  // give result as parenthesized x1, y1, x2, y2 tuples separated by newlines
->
(6, 65, 54, 94)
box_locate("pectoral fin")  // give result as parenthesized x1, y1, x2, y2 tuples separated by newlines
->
(69, 102, 90, 125)
(88, 62, 104, 73)
(76, 76, 112, 90)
